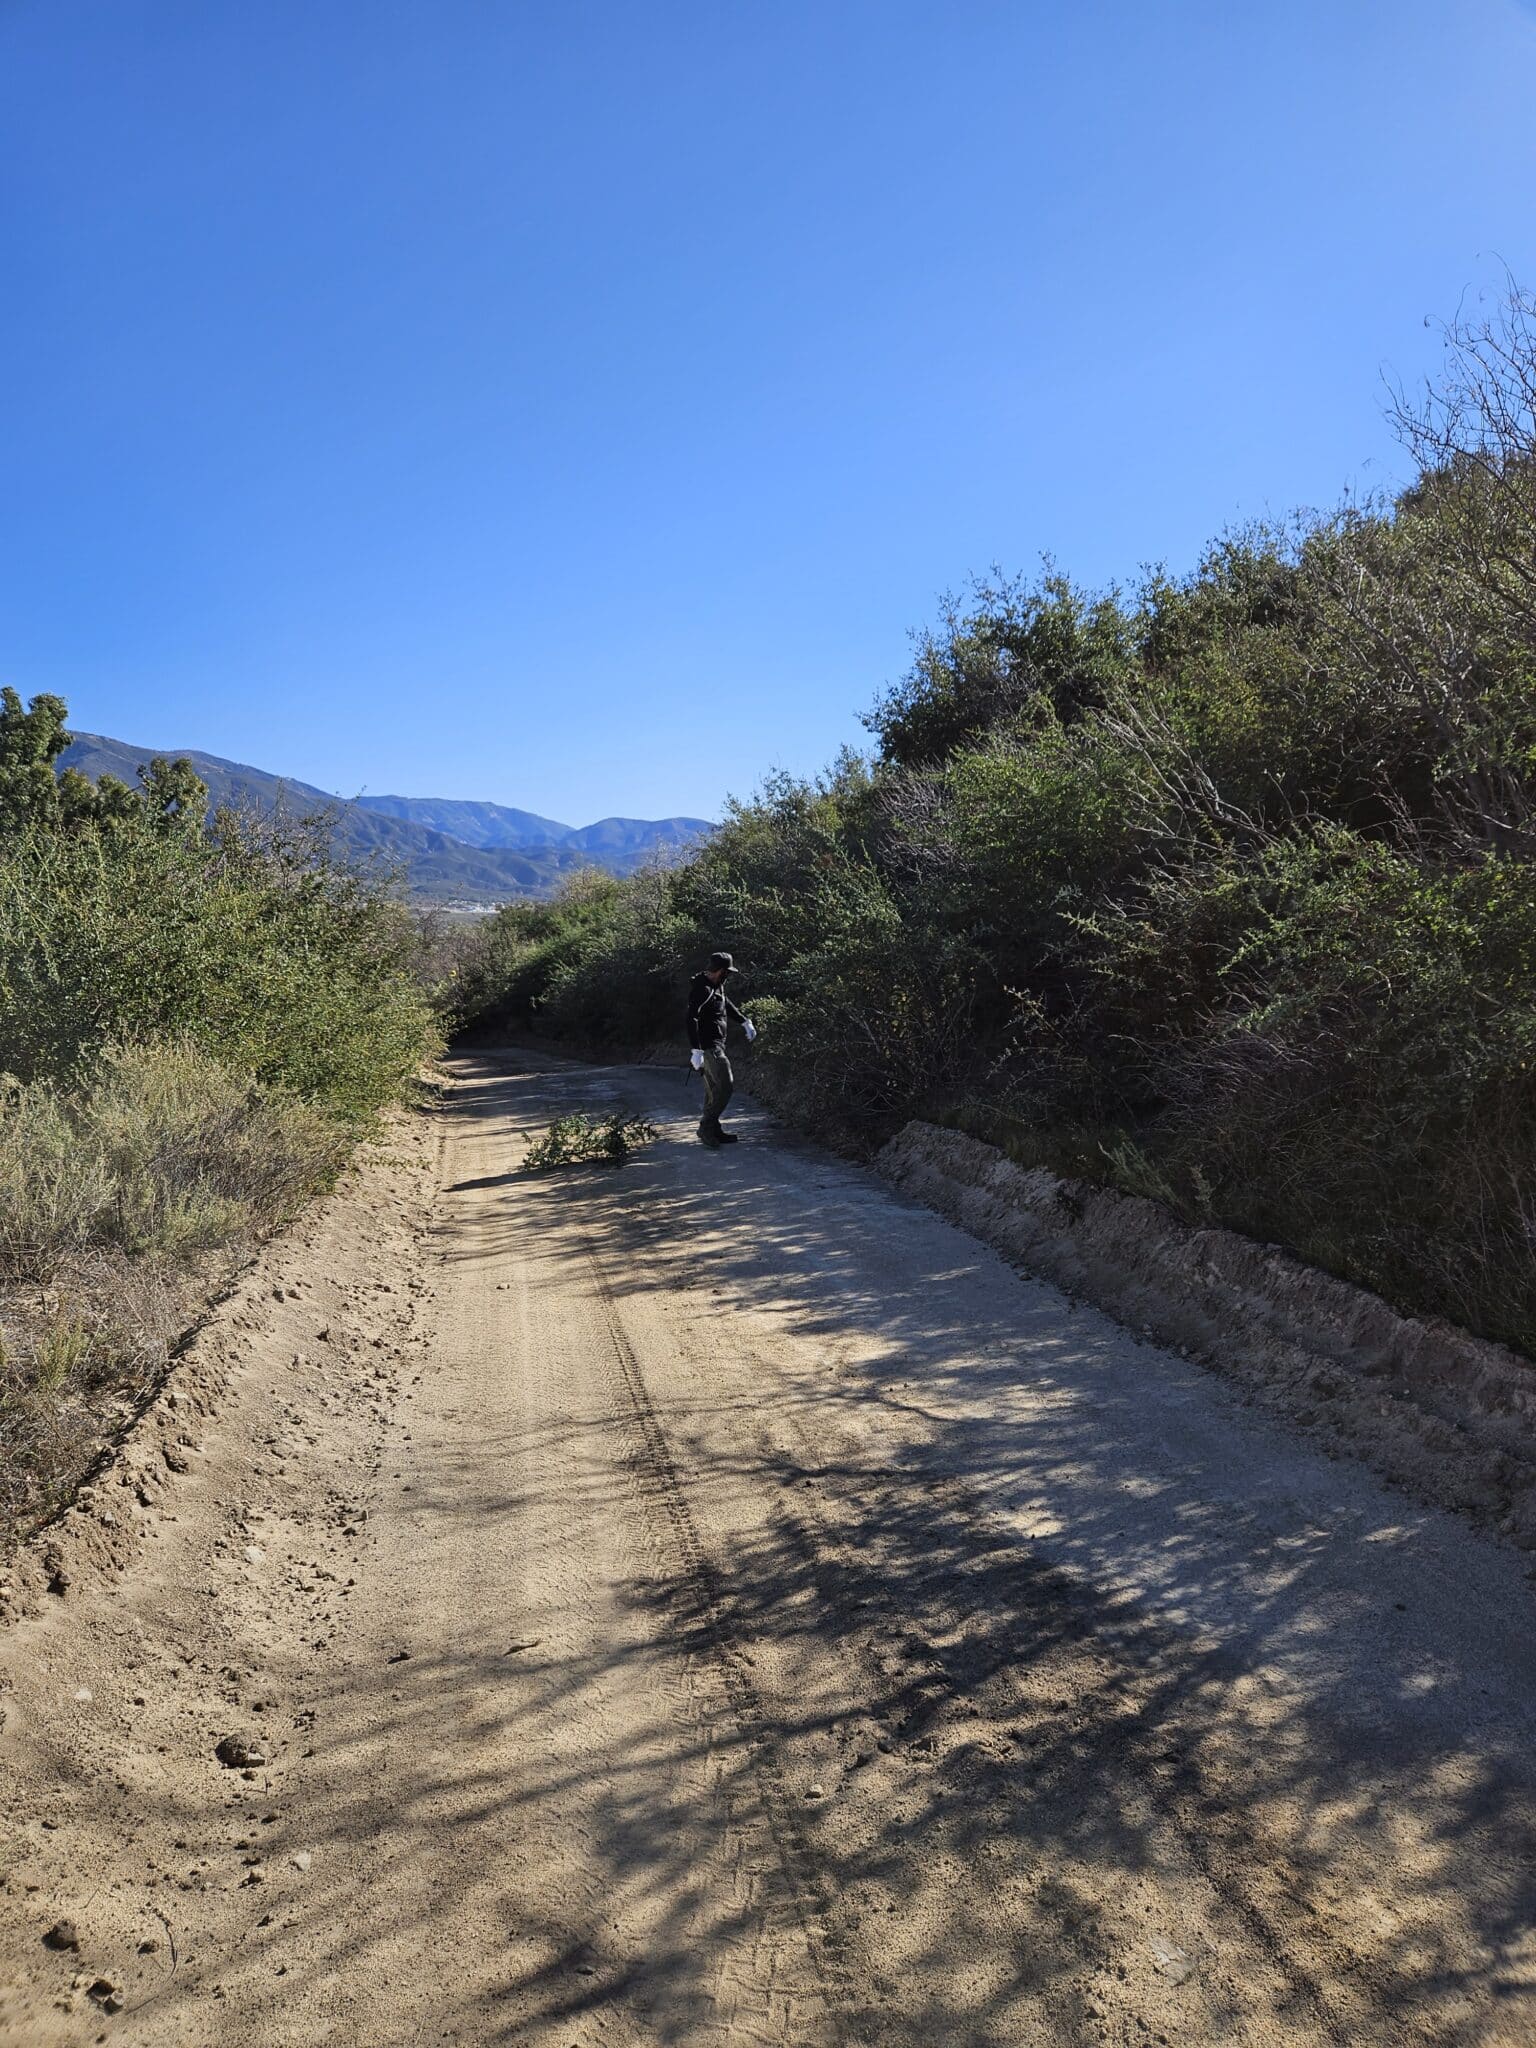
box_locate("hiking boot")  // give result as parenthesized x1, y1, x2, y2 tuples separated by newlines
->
(697, 1122, 723, 1148)
(715, 1129, 740, 1143)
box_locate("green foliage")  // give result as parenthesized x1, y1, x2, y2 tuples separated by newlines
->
(0, 1074, 114, 1276)
(0, 689, 211, 839)
(454, 284, 1536, 1352)
(866, 571, 1138, 769)
(29, 1319, 93, 1395)
(0, 688, 440, 1546)
(0, 688, 72, 833)
(0, 800, 436, 1122)
(522, 1110, 658, 1171)
(0, 1038, 348, 1551)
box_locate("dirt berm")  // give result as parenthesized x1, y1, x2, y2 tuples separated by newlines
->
(879, 1120, 1536, 1549)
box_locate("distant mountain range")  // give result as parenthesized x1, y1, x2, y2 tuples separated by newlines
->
(58, 733, 713, 905)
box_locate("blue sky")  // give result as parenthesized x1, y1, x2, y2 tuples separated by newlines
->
(3, 2, 1535, 823)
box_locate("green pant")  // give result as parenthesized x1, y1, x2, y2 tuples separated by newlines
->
(698, 1048, 734, 1135)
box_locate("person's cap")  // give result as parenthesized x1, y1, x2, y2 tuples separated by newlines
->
(709, 950, 736, 973)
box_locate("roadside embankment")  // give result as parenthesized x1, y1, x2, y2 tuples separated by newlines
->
(0, 1104, 435, 2037)
(879, 1119, 1536, 1551)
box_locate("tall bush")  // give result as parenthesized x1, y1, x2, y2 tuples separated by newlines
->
(452, 285, 1536, 1352)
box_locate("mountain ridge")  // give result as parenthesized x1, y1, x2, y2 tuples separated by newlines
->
(353, 791, 712, 859)
(57, 732, 712, 904)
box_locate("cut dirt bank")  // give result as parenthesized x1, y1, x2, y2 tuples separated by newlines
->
(1, 1050, 1533, 2047)
(878, 1121, 1536, 1553)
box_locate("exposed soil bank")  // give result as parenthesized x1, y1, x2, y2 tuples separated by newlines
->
(879, 1119, 1536, 1551)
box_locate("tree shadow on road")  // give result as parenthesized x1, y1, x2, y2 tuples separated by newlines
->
(122, 1050, 1534, 2047)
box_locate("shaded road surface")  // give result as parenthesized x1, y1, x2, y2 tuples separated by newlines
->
(2, 1049, 1534, 2045)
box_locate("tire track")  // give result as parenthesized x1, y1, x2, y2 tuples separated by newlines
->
(583, 1242, 857, 2048)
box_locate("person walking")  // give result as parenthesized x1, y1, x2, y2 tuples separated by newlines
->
(687, 950, 756, 1146)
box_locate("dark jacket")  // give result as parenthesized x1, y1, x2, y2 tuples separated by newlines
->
(687, 974, 746, 1053)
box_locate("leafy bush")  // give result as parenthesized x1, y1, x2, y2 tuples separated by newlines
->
(866, 570, 1138, 769)
(523, 1110, 658, 1170)
(0, 692, 441, 1549)
(452, 284, 1536, 1353)
(0, 791, 436, 1123)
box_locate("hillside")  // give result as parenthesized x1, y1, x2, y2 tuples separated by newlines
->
(356, 792, 574, 849)
(58, 733, 712, 901)
(562, 815, 712, 862)
(356, 792, 713, 868)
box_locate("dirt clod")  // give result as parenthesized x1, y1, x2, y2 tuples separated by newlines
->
(214, 1734, 269, 1770)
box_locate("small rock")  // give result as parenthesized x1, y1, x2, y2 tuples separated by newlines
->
(214, 1734, 270, 1770)
(243, 1546, 266, 1565)
(805, 1783, 826, 1800)
(291, 1850, 312, 1872)
(43, 1919, 80, 1951)
(104, 1993, 126, 2013)
(1147, 1937, 1195, 1985)
(73, 1686, 93, 1704)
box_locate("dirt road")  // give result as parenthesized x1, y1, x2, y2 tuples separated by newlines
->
(3, 1049, 1535, 2046)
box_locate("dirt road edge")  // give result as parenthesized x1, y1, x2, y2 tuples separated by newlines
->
(878, 1120, 1536, 1551)
(0, 1109, 437, 1631)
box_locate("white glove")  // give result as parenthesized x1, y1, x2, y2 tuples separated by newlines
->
(744, 1020, 757, 1042)
(690, 1049, 704, 1071)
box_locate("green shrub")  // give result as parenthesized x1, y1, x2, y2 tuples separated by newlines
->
(0, 1037, 354, 1547)
(447, 286, 1536, 1351)
(82, 1039, 348, 1259)
(0, 694, 439, 1549)
(523, 1110, 658, 1170)
(0, 802, 436, 1122)
(866, 570, 1138, 769)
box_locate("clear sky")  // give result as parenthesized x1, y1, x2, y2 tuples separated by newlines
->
(3, 2, 1535, 824)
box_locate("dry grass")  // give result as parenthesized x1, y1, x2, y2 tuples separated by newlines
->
(0, 1248, 212, 1546)
(0, 1041, 346, 1552)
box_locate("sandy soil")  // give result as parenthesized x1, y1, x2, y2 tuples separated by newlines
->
(878, 1122, 1536, 1550)
(1, 1049, 1533, 2046)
